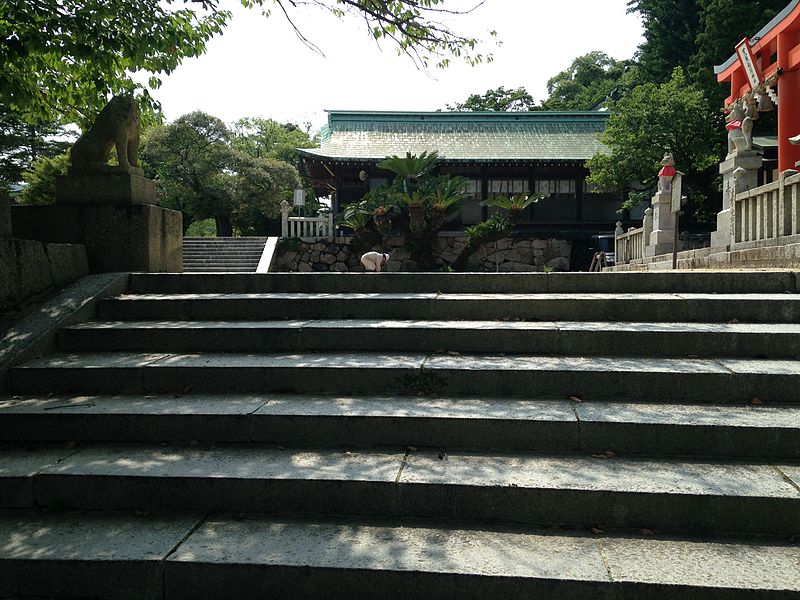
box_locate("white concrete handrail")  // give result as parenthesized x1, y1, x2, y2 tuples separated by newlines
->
(732, 172, 800, 246)
(280, 200, 334, 240)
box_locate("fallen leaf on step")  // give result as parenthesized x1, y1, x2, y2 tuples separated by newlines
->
(569, 395, 582, 402)
(406, 446, 418, 452)
(641, 528, 656, 536)
(592, 454, 609, 459)
(344, 451, 352, 457)
(189, 440, 200, 447)
(438, 449, 448, 461)
(144, 395, 157, 400)
(751, 397, 765, 405)
(173, 386, 191, 398)
(728, 319, 739, 324)
(604, 450, 616, 459)
(591, 526, 605, 535)
(447, 351, 461, 357)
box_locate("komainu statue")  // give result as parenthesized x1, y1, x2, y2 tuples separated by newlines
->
(724, 100, 753, 154)
(70, 95, 142, 174)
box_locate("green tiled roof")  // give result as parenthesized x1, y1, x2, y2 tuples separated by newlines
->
(298, 111, 610, 162)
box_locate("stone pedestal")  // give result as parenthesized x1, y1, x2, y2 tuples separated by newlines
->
(710, 150, 762, 250)
(11, 203, 182, 273)
(645, 191, 676, 257)
(56, 171, 156, 205)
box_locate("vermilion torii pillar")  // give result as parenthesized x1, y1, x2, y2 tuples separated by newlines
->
(715, 0, 800, 172)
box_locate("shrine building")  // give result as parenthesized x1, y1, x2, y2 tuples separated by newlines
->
(297, 110, 630, 234)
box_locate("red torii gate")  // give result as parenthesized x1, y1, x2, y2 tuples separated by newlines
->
(715, 0, 800, 172)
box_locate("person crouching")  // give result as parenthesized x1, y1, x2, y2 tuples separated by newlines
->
(361, 251, 389, 272)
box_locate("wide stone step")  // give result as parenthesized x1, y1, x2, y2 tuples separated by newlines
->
(10, 351, 800, 402)
(128, 271, 800, 294)
(59, 319, 800, 358)
(182, 267, 257, 273)
(2, 444, 799, 535)
(2, 511, 797, 600)
(95, 293, 800, 323)
(2, 394, 797, 458)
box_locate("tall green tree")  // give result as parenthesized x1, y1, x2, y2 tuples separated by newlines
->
(446, 86, 538, 111)
(0, 106, 75, 200)
(587, 68, 721, 225)
(231, 118, 317, 164)
(541, 52, 634, 111)
(627, 0, 703, 83)
(141, 111, 299, 236)
(2, 0, 493, 125)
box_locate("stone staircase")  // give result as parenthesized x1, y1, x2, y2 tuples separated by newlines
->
(1, 271, 799, 599)
(182, 237, 268, 272)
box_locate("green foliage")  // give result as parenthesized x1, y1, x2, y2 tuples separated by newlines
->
(185, 218, 217, 237)
(587, 68, 721, 222)
(18, 152, 70, 205)
(446, 86, 537, 111)
(1, 0, 229, 125)
(0, 105, 76, 200)
(3, 0, 492, 125)
(141, 110, 299, 236)
(463, 212, 511, 247)
(428, 175, 468, 211)
(541, 52, 634, 111)
(481, 193, 544, 214)
(231, 118, 317, 164)
(626, 0, 703, 84)
(377, 151, 439, 191)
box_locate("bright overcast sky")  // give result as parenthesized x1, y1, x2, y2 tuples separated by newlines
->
(153, 0, 644, 133)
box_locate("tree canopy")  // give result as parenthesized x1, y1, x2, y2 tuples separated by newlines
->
(0, 106, 75, 201)
(141, 111, 300, 236)
(231, 118, 317, 164)
(541, 52, 633, 111)
(2, 0, 493, 126)
(587, 68, 721, 224)
(446, 86, 537, 111)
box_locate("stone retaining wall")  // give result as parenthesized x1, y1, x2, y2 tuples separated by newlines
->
(1, 238, 89, 313)
(272, 235, 572, 272)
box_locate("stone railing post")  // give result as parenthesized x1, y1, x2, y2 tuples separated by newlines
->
(711, 149, 762, 251)
(643, 207, 653, 244)
(280, 200, 291, 237)
(327, 212, 334, 240)
(614, 221, 624, 263)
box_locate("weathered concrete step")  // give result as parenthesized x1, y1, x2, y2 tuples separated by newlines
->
(2, 445, 798, 535)
(59, 319, 800, 358)
(129, 271, 800, 294)
(2, 394, 797, 458)
(10, 352, 800, 403)
(95, 293, 800, 323)
(2, 511, 797, 600)
(182, 267, 257, 273)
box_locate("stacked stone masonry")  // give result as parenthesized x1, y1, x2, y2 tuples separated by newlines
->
(273, 235, 572, 272)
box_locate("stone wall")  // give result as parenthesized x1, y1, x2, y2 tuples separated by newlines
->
(1, 238, 89, 313)
(272, 235, 572, 272)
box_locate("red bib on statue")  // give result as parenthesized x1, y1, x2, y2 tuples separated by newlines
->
(658, 165, 676, 178)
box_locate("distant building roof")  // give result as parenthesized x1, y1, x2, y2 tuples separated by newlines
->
(298, 110, 610, 163)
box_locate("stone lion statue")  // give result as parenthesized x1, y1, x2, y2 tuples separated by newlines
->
(70, 95, 142, 174)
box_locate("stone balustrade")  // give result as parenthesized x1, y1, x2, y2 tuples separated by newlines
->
(614, 207, 654, 266)
(280, 200, 334, 241)
(732, 171, 800, 247)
